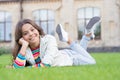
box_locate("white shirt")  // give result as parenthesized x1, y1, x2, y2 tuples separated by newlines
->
(25, 35, 73, 66)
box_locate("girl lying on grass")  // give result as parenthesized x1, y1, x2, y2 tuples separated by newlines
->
(12, 17, 100, 68)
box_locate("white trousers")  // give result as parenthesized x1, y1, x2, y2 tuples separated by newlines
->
(63, 35, 96, 65)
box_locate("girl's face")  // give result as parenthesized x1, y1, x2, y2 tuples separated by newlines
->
(22, 23, 40, 45)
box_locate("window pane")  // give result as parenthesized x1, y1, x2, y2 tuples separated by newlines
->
(78, 20, 85, 33)
(41, 22, 47, 33)
(78, 19, 85, 39)
(85, 8, 93, 18)
(48, 21, 54, 35)
(6, 12, 11, 21)
(33, 10, 55, 35)
(5, 22, 11, 41)
(94, 8, 100, 16)
(0, 11, 12, 41)
(35, 21, 40, 26)
(78, 8, 84, 18)
(33, 10, 40, 21)
(0, 23, 4, 41)
(0, 12, 4, 22)
(48, 10, 54, 20)
(40, 10, 47, 20)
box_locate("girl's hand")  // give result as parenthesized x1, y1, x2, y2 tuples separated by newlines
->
(19, 38, 29, 47)
(18, 38, 29, 56)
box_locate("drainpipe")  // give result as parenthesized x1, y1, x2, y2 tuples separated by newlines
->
(20, 0, 23, 20)
(116, 0, 120, 40)
(116, 0, 120, 22)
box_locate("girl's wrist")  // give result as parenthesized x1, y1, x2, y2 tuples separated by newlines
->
(19, 45, 28, 56)
(22, 43, 28, 49)
(19, 53, 26, 57)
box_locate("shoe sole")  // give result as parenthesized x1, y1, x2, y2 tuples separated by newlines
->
(86, 16, 100, 29)
(56, 24, 63, 41)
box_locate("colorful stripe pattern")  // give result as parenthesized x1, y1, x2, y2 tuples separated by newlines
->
(13, 53, 26, 68)
(31, 48, 41, 64)
(13, 47, 50, 68)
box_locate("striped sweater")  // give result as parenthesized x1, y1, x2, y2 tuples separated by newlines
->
(13, 47, 50, 68)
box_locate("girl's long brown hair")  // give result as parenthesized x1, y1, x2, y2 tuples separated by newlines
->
(12, 19, 45, 61)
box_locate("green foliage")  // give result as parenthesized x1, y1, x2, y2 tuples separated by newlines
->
(0, 47, 11, 55)
(0, 53, 120, 80)
(78, 30, 83, 40)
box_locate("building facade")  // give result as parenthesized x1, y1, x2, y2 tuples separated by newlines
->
(0, 0, 120, 50)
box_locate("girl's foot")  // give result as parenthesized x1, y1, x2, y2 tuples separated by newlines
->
(85, 16, 100, 39)
(56, 24, 68, 42)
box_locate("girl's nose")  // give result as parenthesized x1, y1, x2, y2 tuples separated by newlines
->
(29, 31, 33, 36)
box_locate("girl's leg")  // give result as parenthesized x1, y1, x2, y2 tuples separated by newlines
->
(56, 24, 96, 65)
(56, 17, 100, 65)
(79, 34, 91, 50)
(80, 16, 100, 50)
(69, 41, 96, 65)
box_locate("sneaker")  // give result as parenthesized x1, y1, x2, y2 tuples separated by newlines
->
(91, 32, 95, 40)
(85, 16, 100, 39)
(56, 24, 68, 42)
(86, 16, 100, 30)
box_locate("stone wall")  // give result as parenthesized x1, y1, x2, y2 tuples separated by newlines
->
(0, 0, 120, 49)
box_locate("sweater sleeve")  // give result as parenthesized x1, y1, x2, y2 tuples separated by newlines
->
(13, 53, 26, 68)
(13, 53, 50, 68)
(41, 35, 58, 65)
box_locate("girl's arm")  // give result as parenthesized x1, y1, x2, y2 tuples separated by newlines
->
(13, 38, 29, 68)
(13, 53, 26, 68)
(13, 38, 50, 68)
(13, 53, 50, 68)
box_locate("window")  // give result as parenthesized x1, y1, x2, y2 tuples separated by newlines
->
(0, 11, 12, 42)
(33, 9, 55, 35)
(77, 7, 101, 40)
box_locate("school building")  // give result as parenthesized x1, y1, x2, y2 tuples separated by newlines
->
(0, 0, 120, 52)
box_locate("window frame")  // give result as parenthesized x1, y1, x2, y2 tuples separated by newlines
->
(77, 7, 101, 40)
(32, 9, 55, 35)
(0, 11, 12, 42)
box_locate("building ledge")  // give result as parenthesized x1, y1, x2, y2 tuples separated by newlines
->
(0, 0, 61, 2)
(59, 46, 120, 52)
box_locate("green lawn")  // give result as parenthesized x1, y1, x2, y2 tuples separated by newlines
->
(0, 52, 120, 80)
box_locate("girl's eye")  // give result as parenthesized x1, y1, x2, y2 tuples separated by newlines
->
(23, 32, 28, 35)
(31, 29, 34, 31)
